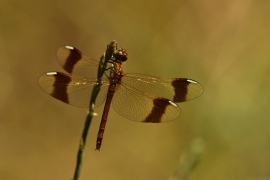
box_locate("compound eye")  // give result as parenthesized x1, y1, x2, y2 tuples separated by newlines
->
(114, 49, 128, 62)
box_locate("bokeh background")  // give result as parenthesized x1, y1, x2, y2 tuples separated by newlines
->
(1, 0, 270, 180)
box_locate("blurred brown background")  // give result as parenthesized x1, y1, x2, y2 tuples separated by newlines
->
(1, 0, 270, 180)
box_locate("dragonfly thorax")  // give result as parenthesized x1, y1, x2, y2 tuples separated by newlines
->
(110, 61, 124, 83)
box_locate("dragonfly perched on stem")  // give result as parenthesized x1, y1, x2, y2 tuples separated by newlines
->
(38, 40, 203, 151)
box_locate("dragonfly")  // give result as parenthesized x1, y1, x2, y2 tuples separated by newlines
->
(38, 41, 203, 150)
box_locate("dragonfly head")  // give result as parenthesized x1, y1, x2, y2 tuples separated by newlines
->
(113, 48, 128, 62)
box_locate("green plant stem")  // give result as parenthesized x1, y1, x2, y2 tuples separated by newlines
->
(73, 41, 117, 180)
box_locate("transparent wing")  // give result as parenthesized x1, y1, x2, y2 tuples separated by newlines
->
(120, 73, 203, 102)
(38, 72, 109, 108)
(112, 73, 203, 123)
(56, 45, 100, 78)
(113, 85, 180, 123)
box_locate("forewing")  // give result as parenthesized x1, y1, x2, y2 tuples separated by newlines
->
(119, 73, 203, 102)
(38, 72, 109, 108)
(56, 46, 100, 78)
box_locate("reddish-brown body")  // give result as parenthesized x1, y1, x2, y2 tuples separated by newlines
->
(96, 61, 124, 150)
